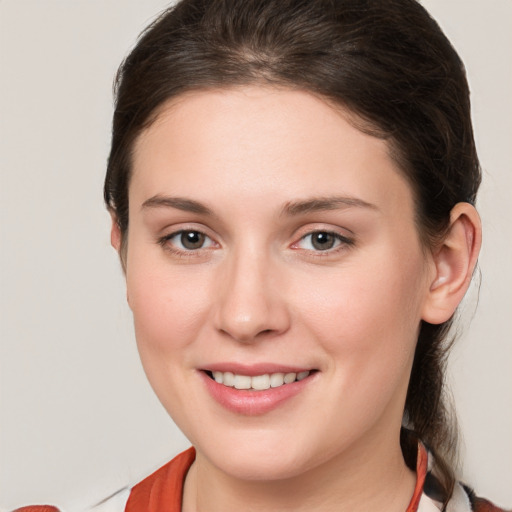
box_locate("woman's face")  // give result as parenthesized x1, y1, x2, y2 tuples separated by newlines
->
(123, 86, 435, 480)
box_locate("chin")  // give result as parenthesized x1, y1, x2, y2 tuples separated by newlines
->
(214, 449, 314, 481)
(191, 425, 326, 481)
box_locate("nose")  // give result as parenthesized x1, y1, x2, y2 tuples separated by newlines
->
(213, 247, 291, 343)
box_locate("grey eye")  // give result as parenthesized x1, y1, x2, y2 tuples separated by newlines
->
(310, 232, 336, 250)
(180, 231, 206, 250)
(163, 230, 214, 251)
(295, 231, 353, 252)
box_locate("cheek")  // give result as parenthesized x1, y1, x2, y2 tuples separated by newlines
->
(294, 250, 427, 380)
(125, 249, 211, 360)
(125, 258, 214, 423)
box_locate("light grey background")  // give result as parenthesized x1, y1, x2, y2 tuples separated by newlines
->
(0, 1, 511, 510)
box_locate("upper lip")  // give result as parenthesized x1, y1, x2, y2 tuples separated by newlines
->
(201, 362, 315, 376)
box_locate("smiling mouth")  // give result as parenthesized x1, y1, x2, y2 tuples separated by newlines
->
(204, 370, 315, 391)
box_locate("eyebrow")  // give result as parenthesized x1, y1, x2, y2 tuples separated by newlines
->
(141, 194, 378, 217)
(281, 196, 379, 216)
(141, 195, 213, 215)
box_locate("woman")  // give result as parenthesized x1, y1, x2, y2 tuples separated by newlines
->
(13, 0, 508, 511)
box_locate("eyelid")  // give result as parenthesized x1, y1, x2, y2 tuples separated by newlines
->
(156, 223, 354, 257)
(157, 226, 220, 255)
(290, 227, 355, 253)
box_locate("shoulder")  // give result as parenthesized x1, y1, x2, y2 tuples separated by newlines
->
(9, 491, 132, 512)
(460, 484, 510, 512)
(89, 446, 195, 512)
(439, 481, 509, 512)
(419, 480, 507, 512)
(10, 447, 196, 512)
(11, 508, 61, 512)
(123, 446, 195, 512)
(418, 440, 508, 512)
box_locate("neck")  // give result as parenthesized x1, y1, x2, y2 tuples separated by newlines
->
(182, 427, 417, 512)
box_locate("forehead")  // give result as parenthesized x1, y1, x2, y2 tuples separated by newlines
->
(130, 86, 413, 214)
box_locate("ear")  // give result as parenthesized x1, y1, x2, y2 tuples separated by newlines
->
(109, 210, 128, 276)
(421, 202, 482, 325)
(110, 210, 123, 252)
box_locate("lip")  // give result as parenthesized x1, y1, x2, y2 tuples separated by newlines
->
(204, 362, 312, 376)
(199, 365, 317, 416)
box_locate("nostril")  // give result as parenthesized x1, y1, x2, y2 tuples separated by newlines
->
(214, 293, 291, 343)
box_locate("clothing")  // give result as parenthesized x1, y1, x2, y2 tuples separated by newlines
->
(12, 446, 507, 512)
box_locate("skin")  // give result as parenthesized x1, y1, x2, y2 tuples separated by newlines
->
(112, 86, 481, 512)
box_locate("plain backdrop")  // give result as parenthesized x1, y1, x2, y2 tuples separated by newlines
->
(1, 0, 511, 510)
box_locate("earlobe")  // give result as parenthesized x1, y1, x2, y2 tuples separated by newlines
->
(422, 202, 482, 325)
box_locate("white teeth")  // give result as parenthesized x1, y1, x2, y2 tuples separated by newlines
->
(223, 371, 235, 387)
(210, 370, 311, 390)
(284, 372, 296, 384)
(234, 375, 252, 389)
(251, 374, 270, 390)
(270, 373, 284, 387)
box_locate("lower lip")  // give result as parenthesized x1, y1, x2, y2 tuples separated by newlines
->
(200, 371, 315, 416)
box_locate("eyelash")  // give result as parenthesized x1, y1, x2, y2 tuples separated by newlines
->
(158, 229, 217, 257)
(158, 229, 354, 258)
(292, 231, 355, 256)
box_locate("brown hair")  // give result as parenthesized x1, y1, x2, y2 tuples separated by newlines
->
(105, 0, 481, 500)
